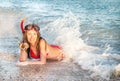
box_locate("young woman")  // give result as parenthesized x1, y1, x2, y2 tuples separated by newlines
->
(17, 19, 65, 65)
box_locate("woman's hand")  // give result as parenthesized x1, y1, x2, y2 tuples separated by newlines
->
(19, 42, 29, 51)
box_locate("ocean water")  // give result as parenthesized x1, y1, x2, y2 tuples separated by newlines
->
(0, 0, 120, 80)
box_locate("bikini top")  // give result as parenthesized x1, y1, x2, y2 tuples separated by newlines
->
(27, 48, 38, 59)
(30, 48, 40, 59)
(27, 45, 61, 59)
(27, 37, 46, 59)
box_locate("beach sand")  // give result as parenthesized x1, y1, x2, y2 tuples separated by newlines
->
(0, 53, 120, 81)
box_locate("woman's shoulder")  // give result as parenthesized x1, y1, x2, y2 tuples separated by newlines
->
(39, 37, 45, 42)
(39, 37, 47, 45)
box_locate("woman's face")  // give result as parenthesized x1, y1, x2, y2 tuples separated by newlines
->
(27, 29, 38, 45)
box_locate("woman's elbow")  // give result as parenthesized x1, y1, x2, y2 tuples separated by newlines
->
(19, 58, 26, 62)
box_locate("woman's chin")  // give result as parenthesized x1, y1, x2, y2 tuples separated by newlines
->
(29, 41, 36, 45)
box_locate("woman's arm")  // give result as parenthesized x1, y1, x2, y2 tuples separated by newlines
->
(19, 42, 29, 62)
(19, 50, 27, 62)
(39, 39, 47, 64)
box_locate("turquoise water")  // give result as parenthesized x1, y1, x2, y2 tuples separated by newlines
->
(0, 0, 120, 80)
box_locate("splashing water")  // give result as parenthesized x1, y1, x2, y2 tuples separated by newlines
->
(44, 12, 86, 58)
(0, 12, 18, 37)
(42, 12, 120, 80)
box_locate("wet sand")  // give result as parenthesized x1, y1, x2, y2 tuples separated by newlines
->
(0, 53, 120, 81)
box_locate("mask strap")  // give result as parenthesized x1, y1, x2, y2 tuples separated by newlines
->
(20, 17, 26, 33)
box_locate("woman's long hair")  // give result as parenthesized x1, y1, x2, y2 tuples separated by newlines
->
(22, 24, 41, 51)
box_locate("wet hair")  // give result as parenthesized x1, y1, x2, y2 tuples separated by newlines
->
(22, 24, 41, 58)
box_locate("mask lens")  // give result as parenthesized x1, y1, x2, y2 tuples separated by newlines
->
(25, 24, 40, 31)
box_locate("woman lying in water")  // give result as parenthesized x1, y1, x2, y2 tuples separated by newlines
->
(16, 18, 65, 65)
